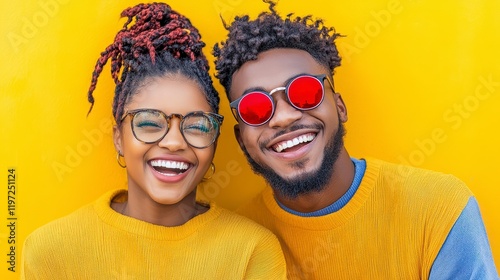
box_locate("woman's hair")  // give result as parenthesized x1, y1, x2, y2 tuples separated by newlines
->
(87, 3, 220, 125)
(213, 0, 342, 98)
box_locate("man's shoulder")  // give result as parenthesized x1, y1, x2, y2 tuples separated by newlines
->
(366, 158, 473, 209)
(368, 158, 471, 192)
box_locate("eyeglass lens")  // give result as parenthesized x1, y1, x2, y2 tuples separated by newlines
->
(131, 110, 219, 148)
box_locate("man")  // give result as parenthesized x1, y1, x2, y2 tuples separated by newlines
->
(213, 1, 499, 279)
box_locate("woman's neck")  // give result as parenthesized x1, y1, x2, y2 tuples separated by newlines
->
(112, 190, 208, 227)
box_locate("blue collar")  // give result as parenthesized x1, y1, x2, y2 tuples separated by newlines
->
(276, 158, 366, 217)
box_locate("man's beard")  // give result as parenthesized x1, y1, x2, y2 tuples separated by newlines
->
(241, 119, 345, 199)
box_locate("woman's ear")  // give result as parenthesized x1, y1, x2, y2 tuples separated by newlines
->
(211, 140, 218, 156)
(113, 125, 123, 154)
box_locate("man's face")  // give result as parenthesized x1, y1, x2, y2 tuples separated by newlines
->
(229, 48, 348, 198)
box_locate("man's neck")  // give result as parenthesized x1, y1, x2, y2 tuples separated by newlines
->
(274, 148, 355, 213)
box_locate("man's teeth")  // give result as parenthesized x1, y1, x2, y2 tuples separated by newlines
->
(150, 160, 189, 170)
(274, 133, 315, 153)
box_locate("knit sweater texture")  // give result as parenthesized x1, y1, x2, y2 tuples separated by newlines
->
(238, 158, 472, 279)
(22, 189, 286, 279)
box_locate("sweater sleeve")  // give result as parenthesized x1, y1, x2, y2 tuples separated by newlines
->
(20, 231, 68, 280)
(244, 232, 287, 280)
(20, 238, 30, 280)
(21, 234, 55, 280)
(429, 197, 499, 279)
(21, 234, 44, 280)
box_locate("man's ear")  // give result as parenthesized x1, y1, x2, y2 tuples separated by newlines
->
(233, 124, 245, 151)
(113, 125, 123, 155)
(335, 93, 348, 123)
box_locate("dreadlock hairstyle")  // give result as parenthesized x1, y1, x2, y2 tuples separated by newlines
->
(87, 2, 219, 126)
(213, 0, 342, 98)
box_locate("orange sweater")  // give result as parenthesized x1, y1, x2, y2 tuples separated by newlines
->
(238, 158, 472, 279)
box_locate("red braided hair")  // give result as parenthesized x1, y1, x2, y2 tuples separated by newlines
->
(87, 3, 209, 119)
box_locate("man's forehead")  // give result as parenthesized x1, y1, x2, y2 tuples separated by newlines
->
(229, 48, 324, 98)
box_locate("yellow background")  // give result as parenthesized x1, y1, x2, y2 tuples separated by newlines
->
(1, 0, 499, 278)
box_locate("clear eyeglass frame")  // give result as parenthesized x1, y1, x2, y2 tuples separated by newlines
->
(120, 109, 224, 149)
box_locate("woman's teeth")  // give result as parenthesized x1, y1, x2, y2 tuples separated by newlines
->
(150, 160, 189, 175)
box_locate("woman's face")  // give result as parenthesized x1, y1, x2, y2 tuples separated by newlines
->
(113, 74, 216, 207)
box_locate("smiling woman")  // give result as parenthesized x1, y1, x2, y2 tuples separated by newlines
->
(19, 3, 286, 279)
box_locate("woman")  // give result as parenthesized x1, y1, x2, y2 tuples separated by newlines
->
(21, 3, 286, 279)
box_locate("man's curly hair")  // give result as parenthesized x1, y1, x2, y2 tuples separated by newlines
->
(213, 0, 342, 98)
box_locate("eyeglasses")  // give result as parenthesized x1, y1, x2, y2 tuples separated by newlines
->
(230, 74, 335, 126)
(120, 109, 224, 149)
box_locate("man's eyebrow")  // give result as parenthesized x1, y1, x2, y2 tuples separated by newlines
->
(241, 86, 267, 96)
(239, 73, 310, 96)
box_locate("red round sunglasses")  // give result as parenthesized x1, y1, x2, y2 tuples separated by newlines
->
(230, 74, 335, 126)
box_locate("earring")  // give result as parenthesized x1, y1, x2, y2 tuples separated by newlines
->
(203, 162, 215, 180)
(116, 152, 126, 168)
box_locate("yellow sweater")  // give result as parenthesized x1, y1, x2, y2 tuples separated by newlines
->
(22, 190, 286, 279)
(238, 158, 472, 279)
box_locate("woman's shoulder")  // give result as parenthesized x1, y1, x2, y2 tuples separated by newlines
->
(28, 206, 95, 241)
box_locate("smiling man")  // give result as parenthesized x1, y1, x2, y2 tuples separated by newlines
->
(213, 1, 498, 279)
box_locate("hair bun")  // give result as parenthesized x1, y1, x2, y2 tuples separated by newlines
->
(116, 3, 205, 63)
(87, 2, 209, 116)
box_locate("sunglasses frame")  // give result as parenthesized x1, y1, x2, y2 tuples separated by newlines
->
(120, 109, 224, 148)
(230, 74, 335, 126)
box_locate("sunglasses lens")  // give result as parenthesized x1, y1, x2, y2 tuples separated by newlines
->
(238, 92, 274, 125)
(288, 75, 324, 109)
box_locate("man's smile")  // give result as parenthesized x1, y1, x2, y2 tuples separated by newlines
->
(272, 132, 316, 153)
